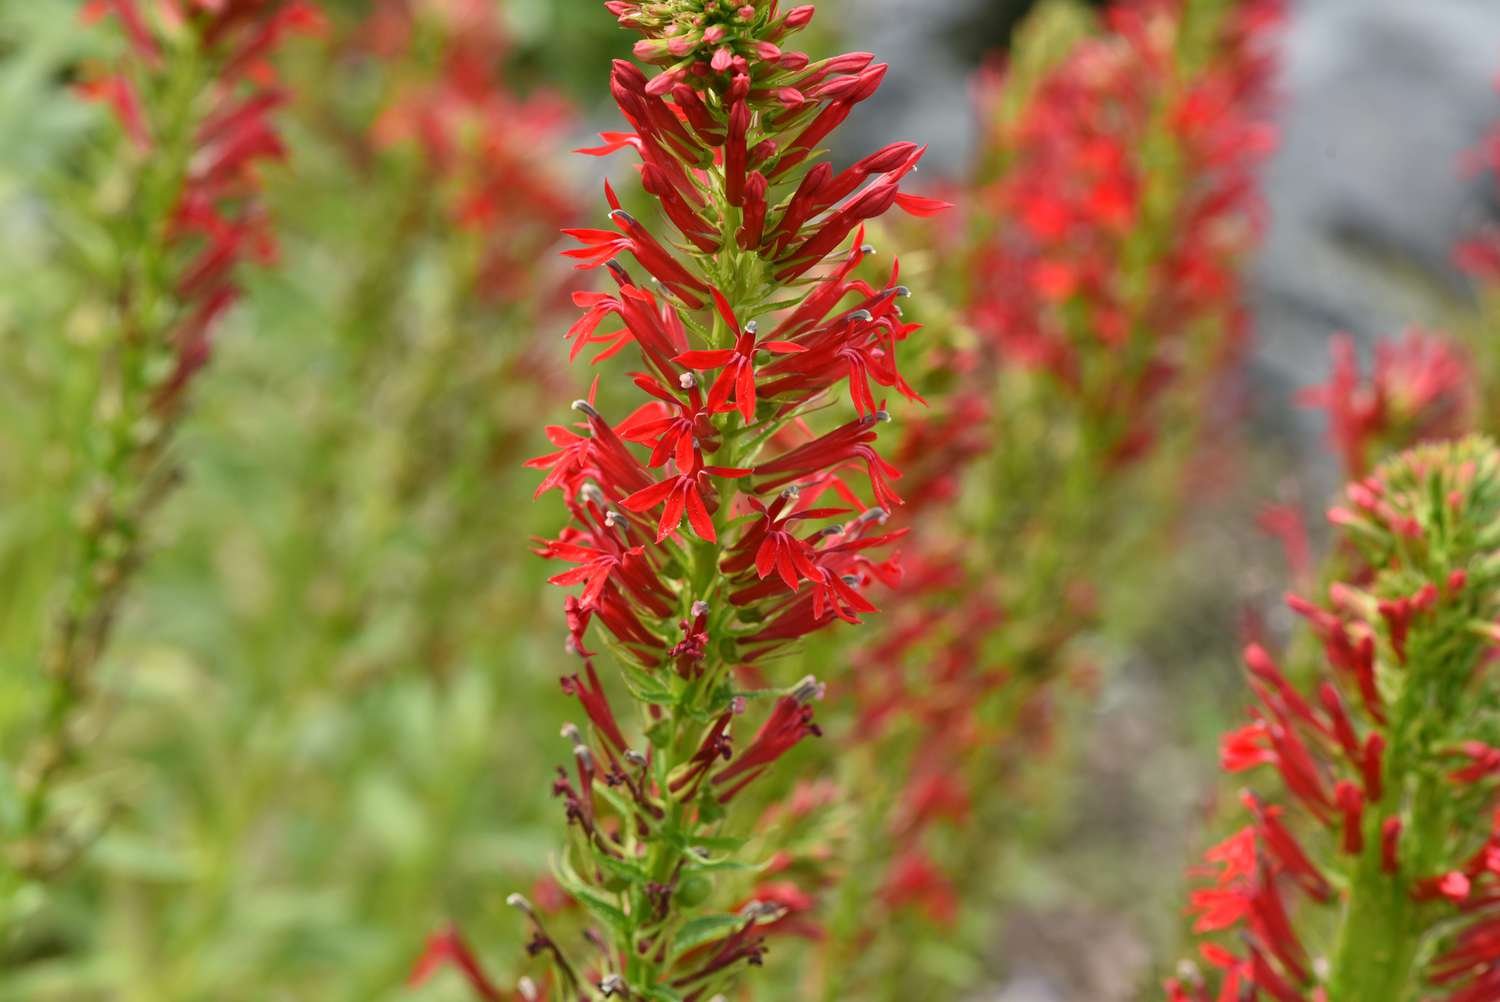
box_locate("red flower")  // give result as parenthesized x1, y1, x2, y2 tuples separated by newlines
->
(1298, 329, 1474, 479)
(879, 849, 958, 926)
(408, 925, 504, 1001)
(675, 290, 806, 424)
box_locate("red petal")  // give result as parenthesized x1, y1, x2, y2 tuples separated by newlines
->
(621, 477, 678, 511)
(676, 349, 737, 368)
(710, 286, 739, 333)
(684, 485, 716, 541)
(658, 484, 689, 541)
(894, 192, 953, 217)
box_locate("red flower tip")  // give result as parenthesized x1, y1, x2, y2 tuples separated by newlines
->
(408, 926, 505, 1001)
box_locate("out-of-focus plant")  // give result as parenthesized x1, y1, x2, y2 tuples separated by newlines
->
(1298, 330, 1477, 483)
(1, 0, 322, 903)
(2, 1, 591, 997)
(786, 0, 1282, 995)
(1168, 435, 1500, 1002)
(409, 0, 952, 998)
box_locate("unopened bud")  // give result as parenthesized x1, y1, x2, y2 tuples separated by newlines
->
(784, 5, 815, 29)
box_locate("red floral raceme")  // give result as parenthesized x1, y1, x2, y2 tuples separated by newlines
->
(78, 0, 325, 411)
(1170, 438, 1500, 1002)
(364, 0, 576, 301)
(822, 0, 1282, 947)
(486, 1, 951, 995)
(966, 0, 1279, 463)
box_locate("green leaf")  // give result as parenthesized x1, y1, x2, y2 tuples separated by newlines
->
(671, 913, 743, 954)
(554, 854, 630, 933)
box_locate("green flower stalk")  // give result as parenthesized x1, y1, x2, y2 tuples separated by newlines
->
(1172, 436, 1500, 1002)
(7, 0, 321, 882)
(413, 1, 948, 999)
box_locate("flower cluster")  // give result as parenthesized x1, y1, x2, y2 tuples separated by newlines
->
(1298, 330, 1475, 480)
(416, 1, 944, 997)
(79, 0, 325, 412)
(804, 2, 1282, 991)
(364, 0, 576, 301)
(966, 0, 1279, 463)
(17, 0, 320, 871)
(1171, 436, 1500, 1002)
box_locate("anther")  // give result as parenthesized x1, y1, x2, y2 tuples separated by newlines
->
(571, 399, 599, 418)
(506, 892, 535, 916)
(792, 675, 825, 703)
(608, 208, 637, 225)
(691, 600, 710, 617)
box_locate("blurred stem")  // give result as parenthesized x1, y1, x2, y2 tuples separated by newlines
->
(21, 45, 208, 860)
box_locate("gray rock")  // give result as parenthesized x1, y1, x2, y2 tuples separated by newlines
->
(1250, 0, 1500, 462)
